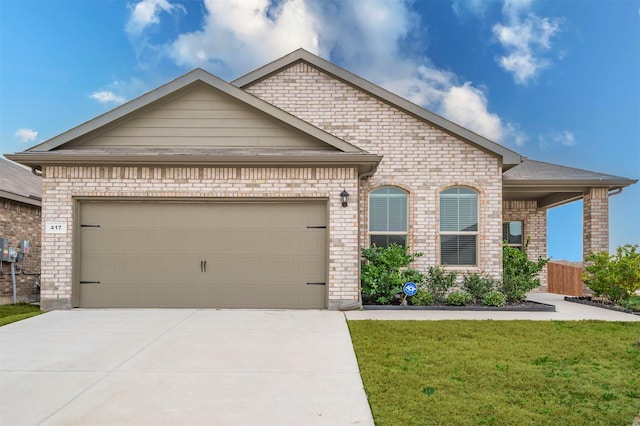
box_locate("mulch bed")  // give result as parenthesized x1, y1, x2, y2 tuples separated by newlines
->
(363, 300, 555, 312)
(564, 296, 640, 316)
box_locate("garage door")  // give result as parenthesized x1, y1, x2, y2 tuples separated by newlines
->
(77, 201, 327, 308)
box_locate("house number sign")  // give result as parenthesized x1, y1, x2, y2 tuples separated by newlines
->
(45, 222, 67, 234)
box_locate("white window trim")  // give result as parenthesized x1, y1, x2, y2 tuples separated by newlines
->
(439, 186, 479, 266)
(368, 186, 409, 246)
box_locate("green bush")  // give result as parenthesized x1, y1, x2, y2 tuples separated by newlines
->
(446, 291, 472, 306)
(410, 289, 434, 306)
(482, 290, 506, 307)
(423, 266, 457, 303)
(502, 243, 548, 303)
(582, 244, 640, 303)
(361, 244, 424, 304)
(618, 295, 640, 312)
(462, 273, 497, 304)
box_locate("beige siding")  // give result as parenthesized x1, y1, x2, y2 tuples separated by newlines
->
(80, 83, 332, 149)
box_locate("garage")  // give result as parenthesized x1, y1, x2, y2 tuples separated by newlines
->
(77, 200, 327, 309)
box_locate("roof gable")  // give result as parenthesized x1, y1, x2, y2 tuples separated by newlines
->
(64, 81, 333, 151)
(233, 49, 523, 167)
(24, 69, 363, 155)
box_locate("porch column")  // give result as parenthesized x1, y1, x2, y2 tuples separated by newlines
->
(583, 187, 609, 258)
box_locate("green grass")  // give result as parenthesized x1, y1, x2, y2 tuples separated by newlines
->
(348, 320, 640, 426)
(0, 303, 42, 327)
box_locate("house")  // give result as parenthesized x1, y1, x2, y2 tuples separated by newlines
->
(6, 49, 636, 311)
(0, 157, 41, 304)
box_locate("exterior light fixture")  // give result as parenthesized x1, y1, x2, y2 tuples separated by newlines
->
(340, 189, 350, 207)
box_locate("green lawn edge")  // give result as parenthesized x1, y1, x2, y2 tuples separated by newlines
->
(0, 304, 42, 327)
(348, 320, 640, 426)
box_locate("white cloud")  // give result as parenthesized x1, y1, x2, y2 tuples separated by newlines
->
(170, 0, 320, 74)
(14, 128, 38, 143)
(89, 91, 127, 105)
(122, 0, 528, 147)
(126, 0, 186, 37)
(493, 1, 562, 85)
(538, 130, 576, 150)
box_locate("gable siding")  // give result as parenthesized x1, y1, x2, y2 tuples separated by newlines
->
(79, 83, 331, 150)
(246, 63, 503, 279)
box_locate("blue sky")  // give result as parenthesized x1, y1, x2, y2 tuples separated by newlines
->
(1, 0, 638, 260)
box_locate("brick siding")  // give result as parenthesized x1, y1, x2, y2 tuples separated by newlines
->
(583, 187, 609, 258)
(246, 62, 504, 279)
(0, 199, 41, 303)
(503, 200, 548, 289)
(40, 166, 359, 310)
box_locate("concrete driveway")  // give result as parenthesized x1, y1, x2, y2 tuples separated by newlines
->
(0, 310, 374, 426)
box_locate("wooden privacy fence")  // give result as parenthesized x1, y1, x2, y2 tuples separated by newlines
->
(547, 261, 585, 296)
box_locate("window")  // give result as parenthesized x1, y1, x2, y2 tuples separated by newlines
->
(440, 187, 478, 265)
(503, 221, 523, 250)
(369, 187, 408, 247)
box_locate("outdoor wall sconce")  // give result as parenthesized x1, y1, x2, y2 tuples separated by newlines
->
(340, 189, 350, 207)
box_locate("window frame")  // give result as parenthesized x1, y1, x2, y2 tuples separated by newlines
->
(502, 221, 524, 251)
(368, 186, 409, 247)
(439, 186, 479, 266)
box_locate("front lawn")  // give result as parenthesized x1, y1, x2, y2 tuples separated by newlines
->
(349, 320, 640, 425)
(0, 303, 42, 327)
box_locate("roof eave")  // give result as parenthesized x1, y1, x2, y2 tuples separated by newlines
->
(503, 178, 638, 189)
(5, 152, 383, 176)
(0, 190, 42, 207)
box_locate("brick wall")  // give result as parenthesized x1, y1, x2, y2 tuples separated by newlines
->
(503, 200, 548, 289)
(246, 62, 504, 279)
(0, 199, 41, 303)
(583, 187, 609, 258)
(40, 166, 359, 310)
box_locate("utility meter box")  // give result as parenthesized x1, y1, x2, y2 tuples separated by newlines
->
(1, 238, 9, 262)
(20, 240, 30, 256)
(6, 248, 18, 263)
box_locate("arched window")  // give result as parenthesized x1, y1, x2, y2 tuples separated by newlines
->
(440, 187, 478, 265)
(369, 187, 408, 247)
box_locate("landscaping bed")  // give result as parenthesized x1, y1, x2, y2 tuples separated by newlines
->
(564, 296, 640, 316)
(363, 299, 555, 311)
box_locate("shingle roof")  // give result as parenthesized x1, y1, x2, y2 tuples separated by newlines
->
(503, 159, 636, 187)
(0, 157, 41, 206)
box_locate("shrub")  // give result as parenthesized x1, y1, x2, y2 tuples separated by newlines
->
(423, 266, 457, 303)
(482, 290, 506, 307)
(582, 244, 640, 303)
(410, 289, 434, 306)
(361, 244, 424, 304)
(446, 291, 472, 306)
(462, 273, 497, 304)
(618, 295, 640, 312)
(502, 243, 549, 303)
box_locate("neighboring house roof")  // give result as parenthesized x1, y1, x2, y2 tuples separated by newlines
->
(7, 69, 382, 176)
(233, 48, 524, 168)
(0, 157, 42, 207)
(503, 160, 638, 208)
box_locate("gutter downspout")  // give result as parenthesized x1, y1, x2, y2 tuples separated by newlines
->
(31, 166, 42, 177)
(608, 187, 623, 197)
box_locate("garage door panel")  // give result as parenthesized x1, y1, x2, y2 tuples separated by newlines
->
(78, 201, 326, 308)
